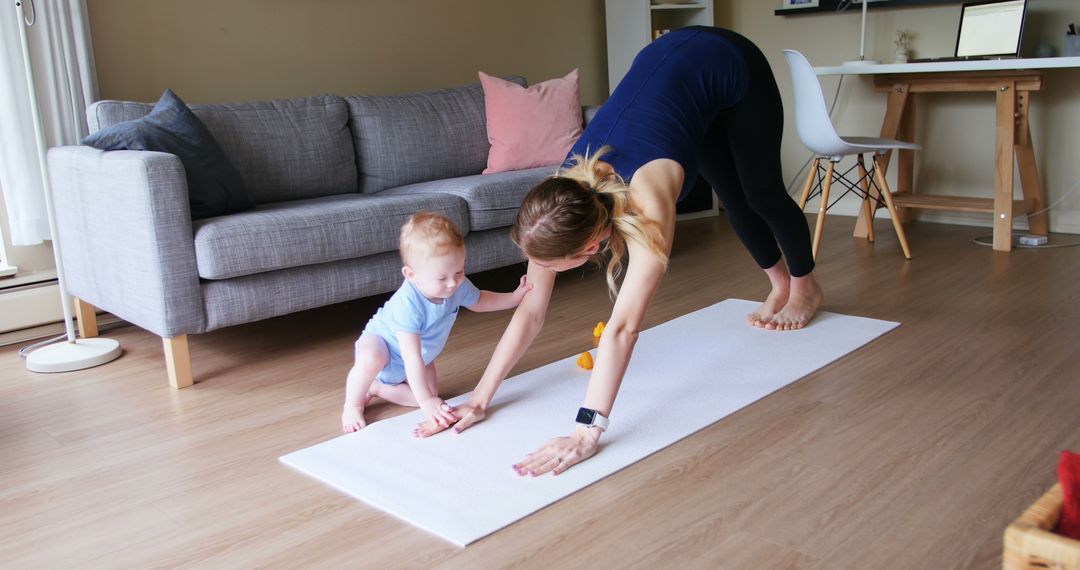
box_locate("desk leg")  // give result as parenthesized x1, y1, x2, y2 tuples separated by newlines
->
(994, 81, 1017, 252)
(1016, 92, 1049, 236)
(897, 94, 916, 224)
(855, 85, 910, 239)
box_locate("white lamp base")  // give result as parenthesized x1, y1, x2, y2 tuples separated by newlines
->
(26, 338, 122, 373)
(842, 59, 881, 66)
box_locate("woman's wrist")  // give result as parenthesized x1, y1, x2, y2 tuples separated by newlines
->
(574, 424, 604, 444)
(466, 394, 489, 413)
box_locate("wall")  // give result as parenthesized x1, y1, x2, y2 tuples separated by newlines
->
(718, 0, 1080, 233)
(87, 0, 608, 105)
(84, 0, 1080, 234)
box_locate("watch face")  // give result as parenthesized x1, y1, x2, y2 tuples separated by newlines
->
(576, 407, 595, 424)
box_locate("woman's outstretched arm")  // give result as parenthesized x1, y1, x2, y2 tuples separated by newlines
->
(413, 259, 556, 437)
(510, 233, 671, 475)
(513, 167, 678, 475)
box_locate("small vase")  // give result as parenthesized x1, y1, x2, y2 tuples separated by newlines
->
(894, 48, 910, 63)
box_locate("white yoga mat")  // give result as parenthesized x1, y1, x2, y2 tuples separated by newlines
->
(280, 299, 898, 546)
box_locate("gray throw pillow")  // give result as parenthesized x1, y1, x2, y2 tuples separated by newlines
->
(82, 89, 253, 219)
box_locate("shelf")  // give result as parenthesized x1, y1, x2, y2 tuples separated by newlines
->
(651, 3, 708, 10)
(890, 194, 1032, 214)
(776, 0, 961, 17)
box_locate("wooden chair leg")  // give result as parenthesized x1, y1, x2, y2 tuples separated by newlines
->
(856, 154, 876, 243)
(163, 335, 193, 389)
(73, 297, 99, 338)
(812, 161, 836, 260)
(799, 157, 820, 210)
(872, 155, 912, 259)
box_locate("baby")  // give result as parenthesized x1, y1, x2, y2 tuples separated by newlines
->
(342, 212, 531, 432)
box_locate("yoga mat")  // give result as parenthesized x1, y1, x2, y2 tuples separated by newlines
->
(280, 299, 898, 546)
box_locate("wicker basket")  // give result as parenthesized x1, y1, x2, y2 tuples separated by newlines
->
(1003, 484, 1080, 569)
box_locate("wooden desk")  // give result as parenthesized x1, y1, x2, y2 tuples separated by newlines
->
(815, 58, 1080, 251)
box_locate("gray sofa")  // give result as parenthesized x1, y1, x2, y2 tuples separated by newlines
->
(47, 79, 558, 388)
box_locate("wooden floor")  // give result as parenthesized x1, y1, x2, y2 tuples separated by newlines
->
(2, 215, 1079, 569)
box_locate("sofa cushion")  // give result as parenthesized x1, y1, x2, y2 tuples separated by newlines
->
(82, 89, 254, 220)
(346, 77, 526, 194)
(86, 94, 357, 204)
(192, 193, 469, 280)
(378, 166, 552, 231)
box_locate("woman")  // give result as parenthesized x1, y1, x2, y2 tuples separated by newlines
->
(415, 27, 824, 475)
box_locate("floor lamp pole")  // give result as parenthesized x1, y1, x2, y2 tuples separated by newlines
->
(15, 0, 121, 372)
(843, 0, 880, 66)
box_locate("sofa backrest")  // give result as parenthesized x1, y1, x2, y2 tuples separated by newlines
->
(86, 94, 357, 204)
(345, 77, 526, 194)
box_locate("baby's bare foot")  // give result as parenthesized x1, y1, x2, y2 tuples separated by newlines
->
(342, 406, 367, 433)
(748, 288, 789, 328)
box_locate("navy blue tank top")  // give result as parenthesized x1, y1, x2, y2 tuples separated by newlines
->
(568, 27, 750, 202)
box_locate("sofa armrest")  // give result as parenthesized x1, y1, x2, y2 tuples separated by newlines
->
(47, 146, 206, 337)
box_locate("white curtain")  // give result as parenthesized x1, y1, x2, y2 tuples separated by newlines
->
(0, 0, 97, 246)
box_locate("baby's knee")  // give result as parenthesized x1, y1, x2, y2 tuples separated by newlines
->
(353, 336, 390, 372)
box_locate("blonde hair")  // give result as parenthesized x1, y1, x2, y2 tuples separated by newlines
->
(399, 212, 465, 267)
(511, 146, 668, 297)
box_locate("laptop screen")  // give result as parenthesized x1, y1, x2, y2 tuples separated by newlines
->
(955, 0, 1026, 58)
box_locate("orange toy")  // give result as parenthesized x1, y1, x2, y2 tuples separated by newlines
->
(593, 321, 606, 338)
(576, 351, 594, 370)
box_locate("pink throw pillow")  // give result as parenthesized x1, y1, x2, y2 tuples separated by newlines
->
(479, 69, 582, 174)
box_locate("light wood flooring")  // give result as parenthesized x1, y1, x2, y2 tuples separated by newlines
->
(2, 215, 1079, 569)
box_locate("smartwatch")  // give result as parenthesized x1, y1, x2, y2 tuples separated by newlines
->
(575, 407, 609, 431)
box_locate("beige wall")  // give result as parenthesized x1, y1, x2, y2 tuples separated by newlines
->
(82, 0, 1080, 234)
(88, 0, 608, 104)
(719, 0, 1080, 233)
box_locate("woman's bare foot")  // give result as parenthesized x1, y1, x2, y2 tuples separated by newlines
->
(749, 262, 792, 328)
(748, 287, 789, 328)
(767, 272, 824, 331)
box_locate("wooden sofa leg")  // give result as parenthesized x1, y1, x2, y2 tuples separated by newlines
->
(74, 297, 99, 338)
(163, 335, 193, 389)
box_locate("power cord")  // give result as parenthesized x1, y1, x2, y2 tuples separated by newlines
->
(972, 235, 1080, 249)
(970, 178, 1080, 249)
(17, 318, 128, 359)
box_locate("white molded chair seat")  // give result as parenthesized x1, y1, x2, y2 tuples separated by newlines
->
(782, 49, 919, 259)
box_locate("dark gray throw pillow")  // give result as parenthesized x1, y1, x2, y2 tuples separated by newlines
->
(82, 89, 253, 219)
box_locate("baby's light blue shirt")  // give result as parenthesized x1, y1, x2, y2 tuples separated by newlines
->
(363, 278, 481, 370)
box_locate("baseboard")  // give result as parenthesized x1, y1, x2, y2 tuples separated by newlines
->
(818, 199, 1080, 234)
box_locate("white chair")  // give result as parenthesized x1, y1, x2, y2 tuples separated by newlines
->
(782, 49, 919, 260)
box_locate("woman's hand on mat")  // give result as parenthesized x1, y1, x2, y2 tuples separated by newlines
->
(513, 426, 601, 477)
(413, 401, 485, 438)
(418, 397, 456, 430)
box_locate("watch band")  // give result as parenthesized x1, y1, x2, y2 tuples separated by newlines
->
(576, 407, 609, 431)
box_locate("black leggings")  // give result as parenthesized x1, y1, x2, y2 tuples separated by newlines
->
(695, 30, 815, 277)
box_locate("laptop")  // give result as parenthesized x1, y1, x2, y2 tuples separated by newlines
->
(909, 0, 1027, 63)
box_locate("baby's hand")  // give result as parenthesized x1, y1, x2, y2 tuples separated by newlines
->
(512, 275, 533, 304)
(419, 397, 456, 429)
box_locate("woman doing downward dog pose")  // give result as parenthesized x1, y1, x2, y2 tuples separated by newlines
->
(417, 27, 824, 475)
